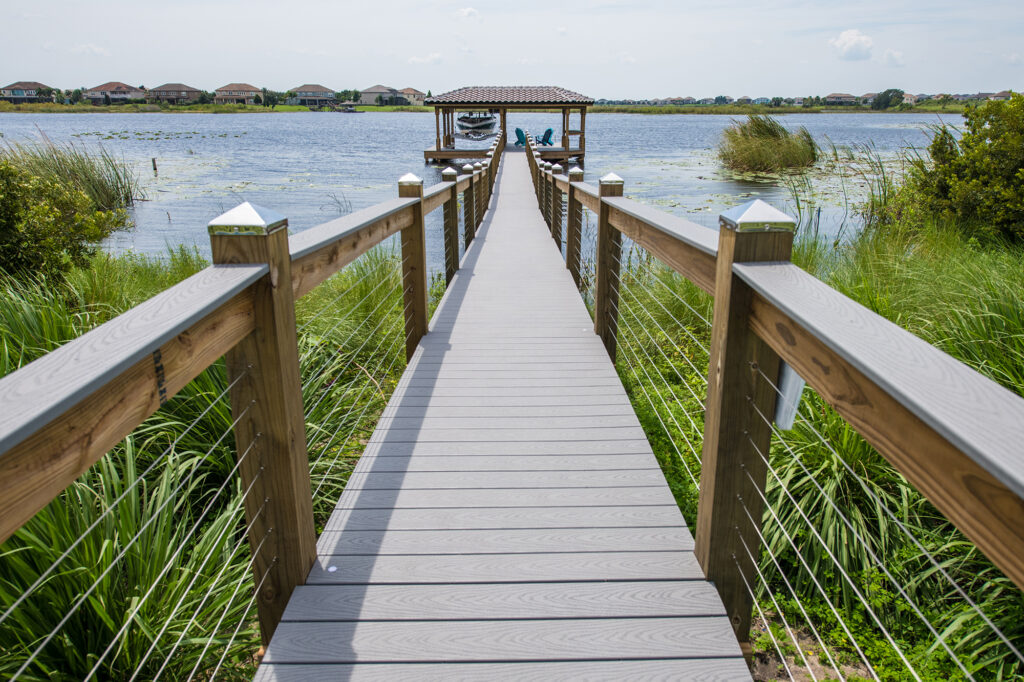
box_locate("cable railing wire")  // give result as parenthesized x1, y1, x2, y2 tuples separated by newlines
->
(735, 551, 796, 682)
(0, 367, 247, 632)
(9, 401, 254, 680)
(751, 364, 1024, 668)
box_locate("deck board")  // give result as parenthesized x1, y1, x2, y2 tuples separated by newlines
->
(258, 149, 748, 679)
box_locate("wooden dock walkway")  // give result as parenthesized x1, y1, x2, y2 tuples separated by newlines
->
(255, 150, 749, 680)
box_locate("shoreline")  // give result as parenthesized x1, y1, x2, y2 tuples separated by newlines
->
(0, 103, 969, 115)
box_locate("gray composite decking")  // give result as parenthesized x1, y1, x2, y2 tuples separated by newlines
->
(256, 150, 750, 680)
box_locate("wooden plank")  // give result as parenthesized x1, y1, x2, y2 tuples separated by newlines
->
(256, 659, 751, 682)
(571, 181, 600, 213)
(379, 404, 637, 418)
(342, 470, 667, 490)
(364, 426, 647, 442)
(263, 617, 740, 663)
(322, 506, 684, 531)
(373, 395, 632, 408)
(352, 455, 657, 472)
(605, 197, 718, 294)
(289, 199, 416, 299)
(738, 261, 1024, 591)
(316, 527, 694, 555)
(387, 385, 630, 398)
(358, 439, 655, 457)
(334, 487, 676, 509)
(306, 551, 703, 584)
(0, 267, 262, 544)
(373, 415, 640, 429)
(282, 581, 724, 621)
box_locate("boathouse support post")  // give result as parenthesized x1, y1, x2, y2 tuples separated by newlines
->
(207, 203, 316, 647)
(434, 108, 441, 150)
(550, 164, 564, 249)
(566, 168, 584, 286)
(398, 174, 429, 360)
(695, 201, 796, 648)
(562, 108, 570, 150)
(441, 167, 459, 285)
(462, 164, 476, 247)
(594, 174, 624, 360)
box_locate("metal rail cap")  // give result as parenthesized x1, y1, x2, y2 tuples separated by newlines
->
(441, 167, 458, 179)
(720, 199, 796, 232)
(398, 172, 423, 186)
(599, 172, 624, 185)
(208, 201, 287, 236)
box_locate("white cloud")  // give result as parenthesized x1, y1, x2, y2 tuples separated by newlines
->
(71, 43, 111, 57)
(619, 52, 637, 64)
(408, 52, 442, 65)
(883, 48, 905, 67)
(829, 29, 872, 61)
(454, 7, 479, 19)
(557, 26, 567, 35)
(1008, 53, 1022, 66)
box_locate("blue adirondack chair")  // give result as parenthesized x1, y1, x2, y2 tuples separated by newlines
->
(537, 128, 555, 146)
(515, 128, 527, 146)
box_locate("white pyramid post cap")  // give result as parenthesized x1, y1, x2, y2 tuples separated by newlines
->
(599, 172, 624, 185)
(551, 164, 563, 173)
(568, 168, 584, 181)
(208, 201, 287, 235)
(485, 151, 493, 157)
(462, 164, 475, 173)
(398, 172, 423, 185)
(441, 167, 458, 179)
(473, 162, 483, 170)
(720, 199, 796, 232)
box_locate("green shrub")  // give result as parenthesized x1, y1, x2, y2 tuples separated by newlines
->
(719, 114, 818, 173)
(0, 161, 127, 278)
(910, 93, 1024, 241)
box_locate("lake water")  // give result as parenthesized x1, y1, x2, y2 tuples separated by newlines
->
(0, 111, 960, 275)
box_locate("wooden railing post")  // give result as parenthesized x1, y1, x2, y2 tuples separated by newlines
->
(695, 200, 796, 648)
(594, 173, 624, 360)
(532, 152, 542, 203)
(550, 164, 564, 248)
(462, 163, 476, 247)
(207, 202, 316, 646)
(566, 167, 584, 286)
(398, 174, 429, 360)
(542, 162, 552, 226)
(474, 162, 485, 228)
(441, 167, 459, 285)
(486, 150, 495, 192)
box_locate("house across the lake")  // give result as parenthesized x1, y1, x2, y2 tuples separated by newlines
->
(825, 92, 858, 105)
(148, 83, 203, 104)
(1, 81, 55, 103)
(399, 87, 427, 106)
(360, 85, 414, 106)
(290, 84, 336, 107)
(215, 83, 261, 105)
(83, 82, 146, 104)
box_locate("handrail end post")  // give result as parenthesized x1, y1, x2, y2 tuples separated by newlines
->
(398, 174, 428, 360)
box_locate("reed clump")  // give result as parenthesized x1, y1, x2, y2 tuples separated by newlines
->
(718, 114, 818, 173)
(2, 138, 142, 211)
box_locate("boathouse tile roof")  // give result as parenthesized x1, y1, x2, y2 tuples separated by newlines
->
(425, 86, 593, 106)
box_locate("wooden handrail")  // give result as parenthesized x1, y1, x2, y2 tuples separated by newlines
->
(736, 261, 1024, 589)
(0, 264, 266, 543)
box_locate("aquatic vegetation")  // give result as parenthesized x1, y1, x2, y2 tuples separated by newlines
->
(718, 114, 818, 173)
(1, 137, 142, 211)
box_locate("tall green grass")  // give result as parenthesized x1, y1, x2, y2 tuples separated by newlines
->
(2, 138, 142, 211)
(719, 114, 818, 173)
(0, 242, 410, 678)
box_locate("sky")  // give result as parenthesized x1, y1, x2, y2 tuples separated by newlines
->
(4, 0, 1022, 99)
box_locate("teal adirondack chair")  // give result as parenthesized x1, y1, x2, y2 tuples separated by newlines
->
(515, 128, 527, 146)
(537, 128, 555, 146)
